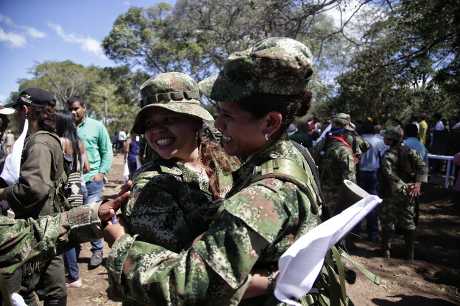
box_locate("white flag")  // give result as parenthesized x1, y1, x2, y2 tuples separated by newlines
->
(274, 181, 382, 305)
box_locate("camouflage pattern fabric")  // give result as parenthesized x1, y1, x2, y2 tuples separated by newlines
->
(319, 136, 356, 215)
(199, 37, 314, 102)
(132, 72, 214, 134)
(122, 157, 232, 254)
(0, 204, 102, 275)
(379, 144, 427, 231)
(106, 138, 341, 306)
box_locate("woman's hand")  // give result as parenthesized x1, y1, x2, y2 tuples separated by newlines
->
(243, 271, 278, 299)
(98, 191, 131, 222)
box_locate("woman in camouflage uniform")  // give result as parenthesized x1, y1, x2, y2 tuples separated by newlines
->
(104, 38, 349, 305)
(121, 72, 236, 255)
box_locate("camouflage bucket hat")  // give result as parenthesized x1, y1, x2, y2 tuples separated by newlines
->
(383, 126, 403, 141)
(132, 72, 214, 134)
(199, 37, 314, 102)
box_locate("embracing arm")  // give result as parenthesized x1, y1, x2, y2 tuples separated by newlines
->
(0, 191, 129, 274)
(105, 184, 287, 305)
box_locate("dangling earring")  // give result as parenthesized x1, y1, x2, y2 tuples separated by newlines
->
(264, 134, 269, 141)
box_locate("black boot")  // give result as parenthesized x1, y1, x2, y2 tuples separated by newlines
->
(404, 230, 415, 262)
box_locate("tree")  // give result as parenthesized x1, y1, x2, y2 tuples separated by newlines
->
(17, 61, 99, 110)
(15, 61, 146, 134)
(102, 0, 365, 80)
(330, 0, 460, 124)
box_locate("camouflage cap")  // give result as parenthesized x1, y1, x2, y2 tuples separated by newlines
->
(383, 126, 403, 142)
(331, 113, 351, 127)
(200, 37, 314, 102)
(132, 72, 214, 134)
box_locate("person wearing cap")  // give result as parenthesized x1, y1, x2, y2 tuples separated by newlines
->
(66, 96, 113, 269)
(103, 38, 349, 305)
(0, 88, 68, 306)
(317, 113, 357, 218)
(380, 126, 427, 261)
(106, 72, 236, 303)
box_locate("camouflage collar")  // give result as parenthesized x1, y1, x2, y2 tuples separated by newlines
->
(231, 135, 295, 192)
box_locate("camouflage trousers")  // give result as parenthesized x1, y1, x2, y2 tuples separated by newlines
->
(380, 195, 416, 232)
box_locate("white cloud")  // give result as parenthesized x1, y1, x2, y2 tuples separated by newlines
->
(48, 22, 107, 59)
(24, 26, 46, 39)
(0, 27, 26, 47)
(0, 14, 46, 47)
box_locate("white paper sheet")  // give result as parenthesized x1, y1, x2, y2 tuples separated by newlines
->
(274, 192, 382, 306)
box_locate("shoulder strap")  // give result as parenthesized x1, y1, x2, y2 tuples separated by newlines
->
(250, 158, 320, 215)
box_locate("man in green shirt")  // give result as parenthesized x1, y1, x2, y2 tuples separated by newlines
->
(67, 96, 112, 269)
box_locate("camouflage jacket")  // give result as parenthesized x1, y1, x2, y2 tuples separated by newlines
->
(122, 158, 233, 253)
(0, 204, 102, 275)
(380, 144, 428, 197)
(107, 138, 323, 306)
(319, 136, 356, 190)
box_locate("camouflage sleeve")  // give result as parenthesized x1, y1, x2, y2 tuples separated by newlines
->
(106, 184, 288, 305)
(0, 204, 102, 274)
(381, 150, 406, 192)
(409, 149, 428, 183)
(339, 147, 356, 183)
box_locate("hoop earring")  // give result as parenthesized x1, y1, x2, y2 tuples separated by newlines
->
(264, 134, 269, 141)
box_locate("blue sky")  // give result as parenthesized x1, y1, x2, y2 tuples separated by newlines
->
(0, 0, 168, 103)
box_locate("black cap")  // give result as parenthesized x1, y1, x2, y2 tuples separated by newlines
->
(13, 88, 55, 108)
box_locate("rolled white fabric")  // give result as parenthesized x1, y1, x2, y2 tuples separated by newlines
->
(274, 183, 382, 306)
(1, 119, 28, 186)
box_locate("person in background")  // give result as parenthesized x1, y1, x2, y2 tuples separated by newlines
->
(433, 113, 445, 131)
(317, 113, 357, 218)
(123, 133, 140, 179)
(67, 96, 113, 269)
(357, 119, 387, 242)
(0, 106, 15, 217)
(0, 88, 67, 306)
(418, 113, 429, 144)
(0, 106, 13, 162)
(404, 123, 428, 163)
(404, 123, 428, 227)
(55, 112, 90, 288)
(288, 120, 313, 149)
(380, 127, 427, 261)
(117, 130, 127, 153)
(4, 129, 15, 155)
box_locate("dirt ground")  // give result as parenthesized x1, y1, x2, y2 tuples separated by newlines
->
(66, 154, 460, 306)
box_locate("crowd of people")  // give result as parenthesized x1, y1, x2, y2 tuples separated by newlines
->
(0, 37, 458, 306)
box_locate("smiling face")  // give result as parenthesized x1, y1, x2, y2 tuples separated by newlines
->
(214, 101, 267, 158)
(143, 107, 202, 162)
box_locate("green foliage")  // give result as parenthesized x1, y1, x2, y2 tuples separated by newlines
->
(331, 0, 460, 124)
(15, 60, 146, 134)
(102, 0, 354, 79)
